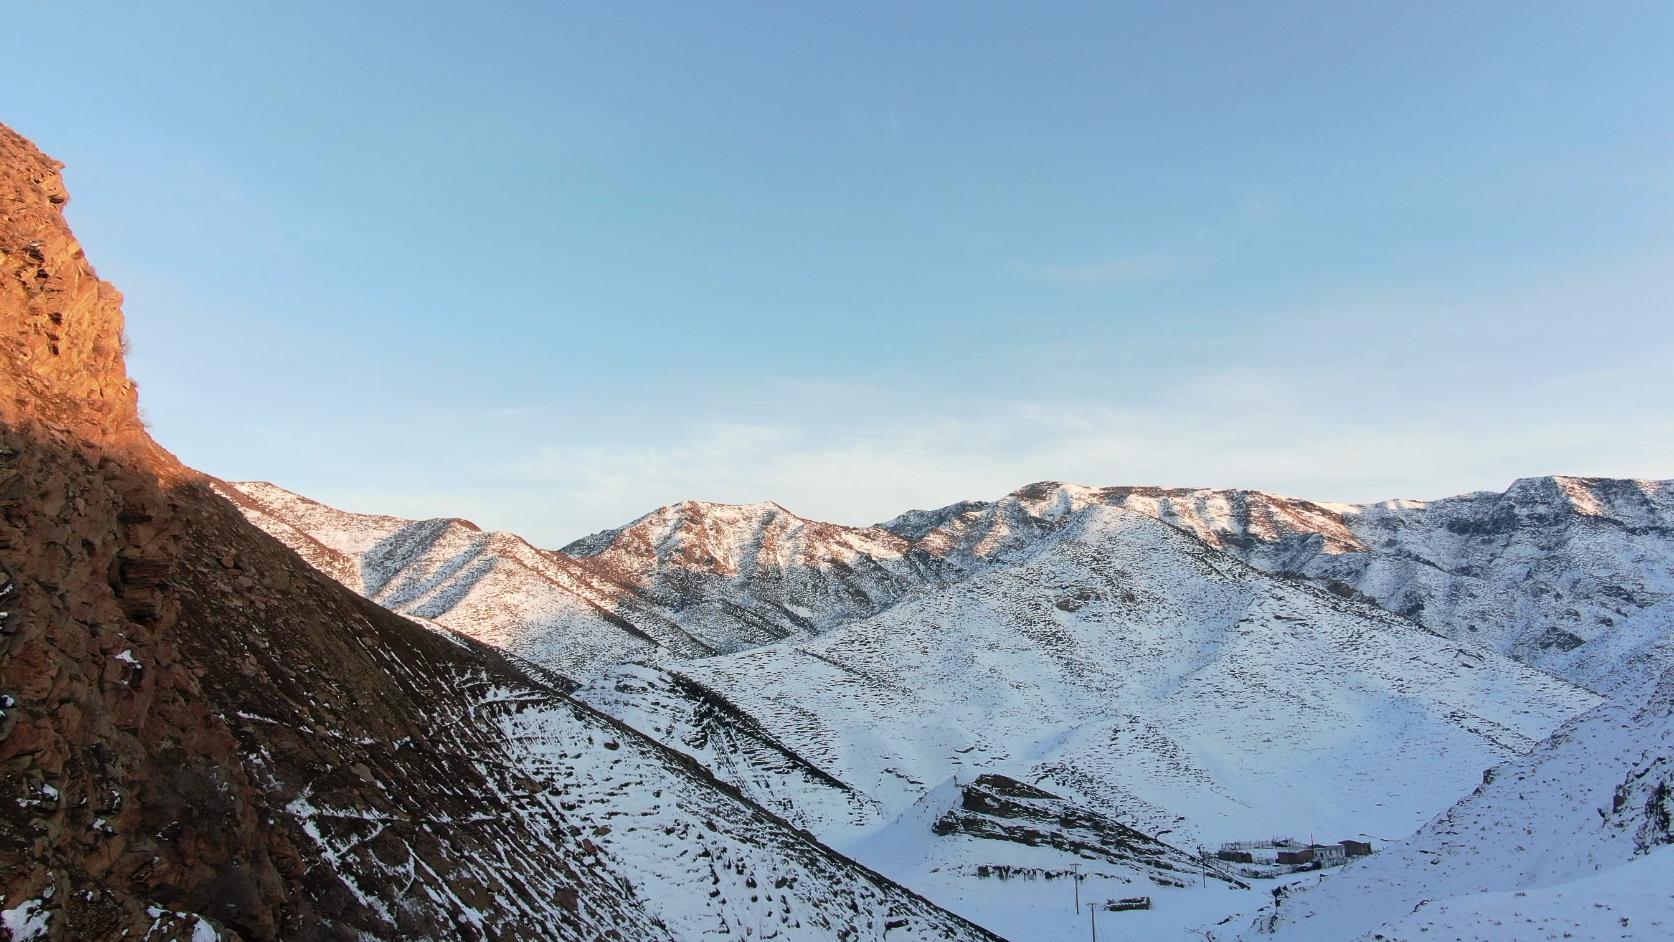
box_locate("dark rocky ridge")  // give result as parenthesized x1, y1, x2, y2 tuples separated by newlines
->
(931, 775, 1245, 890)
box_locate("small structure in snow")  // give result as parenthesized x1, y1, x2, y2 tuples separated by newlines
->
(1104, 896, 1151, 912)
(1308, 843, 1347, 865)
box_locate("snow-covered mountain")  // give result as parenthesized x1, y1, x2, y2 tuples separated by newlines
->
(221, 476, 1671, 939)
(228, 475, 1674, 691)
(1233, 664, 1674, 941)
(225, 484, 982, 680)
(587, 507, 1594, 846)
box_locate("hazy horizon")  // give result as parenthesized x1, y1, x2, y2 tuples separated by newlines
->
(7, 2, 1672, 543)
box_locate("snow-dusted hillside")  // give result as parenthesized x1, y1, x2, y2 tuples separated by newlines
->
(436, 659, 1005, 942)
(888, 477, 1674, 683)
(221, 476, 1669, 940)
(1234, 665, 1674, 942)
(562, 498, 968, 647)
(213, 616, 1007, 942)
(222, 480, 411, 593)
(223, 484, 978, 680)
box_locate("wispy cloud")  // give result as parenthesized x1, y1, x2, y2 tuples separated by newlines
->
(843, 104, 902, 140)
(1014, 252, 1185, 284)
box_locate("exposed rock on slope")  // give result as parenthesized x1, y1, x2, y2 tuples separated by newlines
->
(927, 774, 1242, 889)
(0, 124, 1000, 942)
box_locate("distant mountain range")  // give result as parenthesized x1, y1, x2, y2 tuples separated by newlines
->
(222, 473, 1674, 938)
(226, 474, 1674, 689)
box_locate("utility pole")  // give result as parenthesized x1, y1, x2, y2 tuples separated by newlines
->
(1199, 845, 1207, 888)
(1089, 903, 1098, 942)
(1070, 863, 1081, 913)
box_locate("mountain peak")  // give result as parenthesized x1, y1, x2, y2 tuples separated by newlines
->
(669, 497, 795, 519)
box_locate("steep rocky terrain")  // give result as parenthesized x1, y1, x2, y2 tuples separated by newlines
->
(0, 124, 1001, 942)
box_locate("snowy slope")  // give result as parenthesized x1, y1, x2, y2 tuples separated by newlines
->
(1345, 848, 1671, 942)
(583, 508, 1595, 848)
(442, 664, 1005, 942)
(1233, 666, 1674, 941)
(220, 480, 412, 593)
(1562, 599, 1674, 698)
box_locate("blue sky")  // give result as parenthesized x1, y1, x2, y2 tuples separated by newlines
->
(7, 2, 1673, 543)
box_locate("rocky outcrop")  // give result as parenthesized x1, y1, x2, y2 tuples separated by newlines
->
(930, 775, 1243, 889)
